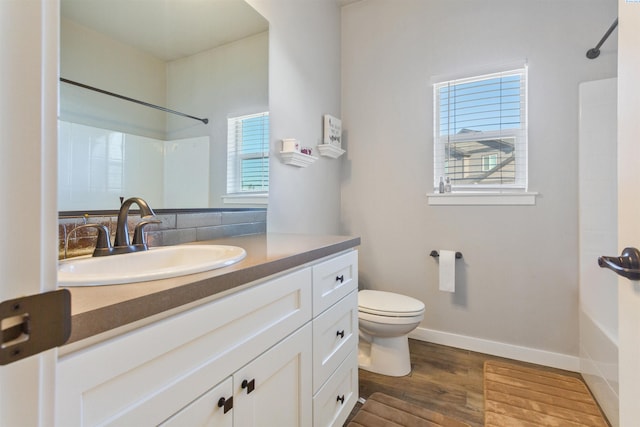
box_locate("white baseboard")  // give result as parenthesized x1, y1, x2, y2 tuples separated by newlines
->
(409, 327, 580, 372)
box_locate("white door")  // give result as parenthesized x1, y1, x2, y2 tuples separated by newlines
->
(0, 0, 59, 425)
(616, 1, 640, 425)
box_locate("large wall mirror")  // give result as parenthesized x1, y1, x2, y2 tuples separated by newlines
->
(59, 0, 269, 212)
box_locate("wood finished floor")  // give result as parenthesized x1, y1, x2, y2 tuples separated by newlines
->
(344, 339, 587, 427)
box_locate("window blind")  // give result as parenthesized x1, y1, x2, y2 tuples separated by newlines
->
(227, 112, 269, 194)
(434, 67, 528, 191)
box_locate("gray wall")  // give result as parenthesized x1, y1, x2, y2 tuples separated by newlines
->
(248, 0, 343, 235)
(165, 32, 269, 208)
(340, 0, 617, 360)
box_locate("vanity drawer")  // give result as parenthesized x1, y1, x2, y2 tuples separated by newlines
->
(313, 349, 358, 427)
(312, 290, 358, 392)
(312, 250, 358, 316)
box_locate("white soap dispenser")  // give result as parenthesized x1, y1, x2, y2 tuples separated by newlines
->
(445, 177, 452, 193)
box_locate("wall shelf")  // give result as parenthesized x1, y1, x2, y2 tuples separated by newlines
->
(280, 151, 318, 167)
(317, 144, 345, 159)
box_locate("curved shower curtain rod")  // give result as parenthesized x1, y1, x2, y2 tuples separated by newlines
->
(586, 18, 618, 59)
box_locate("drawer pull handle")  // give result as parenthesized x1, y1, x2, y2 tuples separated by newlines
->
(217, 396, 233, 414)
(336, 275, 344, 283)
(336, 330, 345, 339)
(337, 395, 345, 404)
(241, 378, 255, 394)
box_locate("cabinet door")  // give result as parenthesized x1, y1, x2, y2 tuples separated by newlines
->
(234, 323, 312, 427)
(159, 378, 233, 427)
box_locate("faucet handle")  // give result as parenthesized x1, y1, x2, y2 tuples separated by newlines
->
(132, 219, 162, 248)
(65, 224, 112, 258)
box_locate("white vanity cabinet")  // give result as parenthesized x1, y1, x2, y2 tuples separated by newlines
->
(55, 249, 358, 427)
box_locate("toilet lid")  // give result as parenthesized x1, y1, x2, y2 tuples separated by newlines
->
(358, 290, 425, 317)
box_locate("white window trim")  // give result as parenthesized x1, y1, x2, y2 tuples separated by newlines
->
(222, 193, 268, 205)
(427, 191, 538, 206)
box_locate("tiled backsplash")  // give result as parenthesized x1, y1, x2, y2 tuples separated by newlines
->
(59, 210, 267, 259)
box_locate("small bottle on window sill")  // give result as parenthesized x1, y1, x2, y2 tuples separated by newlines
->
(439, 177, 445, 193)
(445, 177, 451, 193)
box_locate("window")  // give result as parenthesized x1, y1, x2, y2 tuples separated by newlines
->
(226, 112, 269, 196)
(433, 66, 528, 192)
(482, 154, 498, 172)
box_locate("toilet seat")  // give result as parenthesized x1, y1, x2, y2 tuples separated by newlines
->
(359, 310, 424, 325)
(358, 290, 425, 317)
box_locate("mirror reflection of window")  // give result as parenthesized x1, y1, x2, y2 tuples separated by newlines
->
(227, 112, 270, 195)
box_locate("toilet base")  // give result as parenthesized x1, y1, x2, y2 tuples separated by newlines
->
(358, 334, 411, 377)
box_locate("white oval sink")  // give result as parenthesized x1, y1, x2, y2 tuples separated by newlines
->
(58, 245, 246, 287)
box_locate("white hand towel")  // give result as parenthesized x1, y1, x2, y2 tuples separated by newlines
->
(438, 250, 456, 292)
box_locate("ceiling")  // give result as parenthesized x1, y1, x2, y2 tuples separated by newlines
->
(61, 0, 269, 61)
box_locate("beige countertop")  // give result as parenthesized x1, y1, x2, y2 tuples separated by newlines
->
(64, 233, 360, 345)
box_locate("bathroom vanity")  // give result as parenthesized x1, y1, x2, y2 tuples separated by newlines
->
(55, 233, 359, 427)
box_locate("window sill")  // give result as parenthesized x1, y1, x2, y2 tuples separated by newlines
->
(427, 191, 538, 206)
(222, 193, 268, 205)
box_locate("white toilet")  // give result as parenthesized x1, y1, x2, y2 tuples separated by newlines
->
(357, 290, 425, 377)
